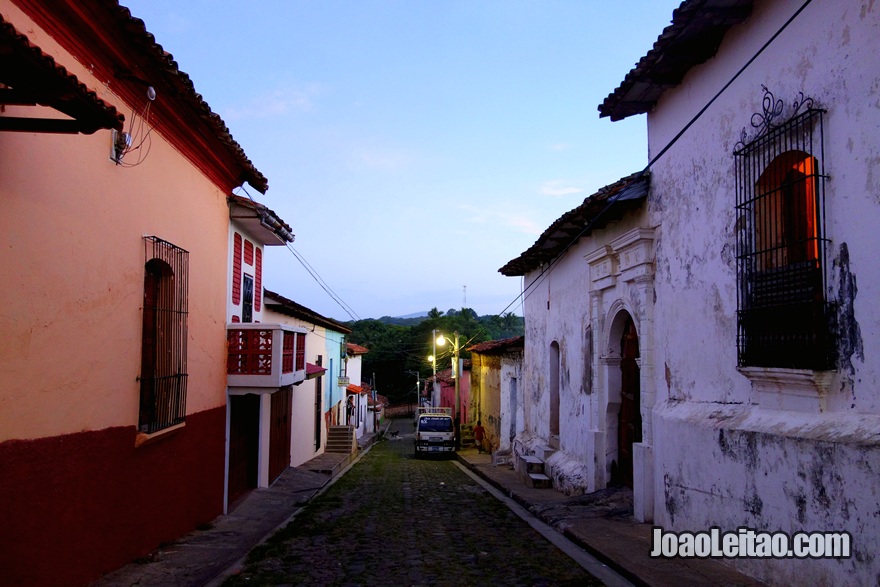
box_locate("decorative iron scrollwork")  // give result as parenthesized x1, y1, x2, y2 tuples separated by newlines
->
(735, 85, 816, 150)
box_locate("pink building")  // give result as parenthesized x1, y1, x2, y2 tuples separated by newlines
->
(0, 2, 272, 584)
(434, 361, 471, 424)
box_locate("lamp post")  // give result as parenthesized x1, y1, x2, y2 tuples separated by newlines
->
(433, 331, 461, 423)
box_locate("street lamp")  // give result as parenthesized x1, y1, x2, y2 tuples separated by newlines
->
(431, 331, 461, 425)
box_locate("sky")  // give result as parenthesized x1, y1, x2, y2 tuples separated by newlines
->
(122, 0, 683, 322)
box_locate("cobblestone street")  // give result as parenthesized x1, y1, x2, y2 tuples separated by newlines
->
(223, 420, 603, 586)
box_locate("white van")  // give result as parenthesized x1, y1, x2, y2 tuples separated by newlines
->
(413, 407, 455, 457)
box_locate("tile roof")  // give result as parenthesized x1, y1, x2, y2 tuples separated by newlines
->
(346, 343, 370, 355)
(228, 195, 294, 244)
(347, 384, 364, 394)
(13, 0, 269, 192)
(263, 289, 352, 334)
(599, 0, 754, 121)
(111, 2, 269, 191)
(0, 15, 124, 134)
(466, 336, 524, 355)
(499, 172, 649, 277)
(306, 363, 327, 377)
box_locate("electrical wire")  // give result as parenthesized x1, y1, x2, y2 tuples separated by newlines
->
(284, 242, 361, 321)
(495, 0, 814, 318)
(233, 186, 362, 322)
(117, 100, 155, 168)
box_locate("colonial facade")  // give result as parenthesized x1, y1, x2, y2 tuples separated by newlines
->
(262, 289, 352, 468)
(0, 1, 271, 584)
(500, 174, 654, 498)
(467, 336, 524, 454)
(599, 0, 880, 583)
(224, 204, 305, 507)
(502, 0, 879, 584)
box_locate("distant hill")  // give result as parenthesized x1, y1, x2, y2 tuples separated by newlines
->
(378, 313, 427, 326)
(397, 311, 429, 319)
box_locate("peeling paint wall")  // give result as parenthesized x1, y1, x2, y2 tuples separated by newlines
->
(521, 206, 654, 500)
(647, 0, 880, 583)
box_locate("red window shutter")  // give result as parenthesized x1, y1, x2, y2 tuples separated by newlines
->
(255, 248, 262, 311)
(244, 239, 254, 265)
(232, 233, 242, 305)
(231, 315, 241, 323)
(296, 332, 306, 371)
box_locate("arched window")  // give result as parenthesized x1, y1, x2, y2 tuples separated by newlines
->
(754, 151, 819, 272)
(549, 341, 560, 439)
(734, 103, 832, 370)
(139, 237, 189, 433)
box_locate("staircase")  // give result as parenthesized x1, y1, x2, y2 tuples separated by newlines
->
(516, 444, 556, 489)
(326, 425, 356, 454)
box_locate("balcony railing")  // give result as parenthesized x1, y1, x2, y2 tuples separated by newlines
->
(227, 323, 307, 390)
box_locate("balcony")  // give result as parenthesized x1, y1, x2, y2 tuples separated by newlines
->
(227, 323, 307, 391)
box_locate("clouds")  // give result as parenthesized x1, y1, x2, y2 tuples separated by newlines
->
(540, 179, 584, 197)
(223, 84, 322, 121)
(459, 204, 544, 236)
(351, 146, 416, 171)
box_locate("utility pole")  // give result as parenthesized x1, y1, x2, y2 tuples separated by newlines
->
(405, 370, 420, 405)
(453, 331, 461, 450)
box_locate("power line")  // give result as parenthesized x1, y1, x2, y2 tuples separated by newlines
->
(496, 0, 813, 317)
(233, 186, 361, 322)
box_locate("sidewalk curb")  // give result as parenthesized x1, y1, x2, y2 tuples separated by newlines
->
(206, 439, 379, 587)
(456, 453, 648, 587)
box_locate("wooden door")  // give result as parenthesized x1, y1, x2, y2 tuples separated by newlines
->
(617, 315, 641, 488)
(269, 386, 292, 483)
(228, 394, 260, 504)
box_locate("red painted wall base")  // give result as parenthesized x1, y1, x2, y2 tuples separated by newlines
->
(0, 406, 226, 587)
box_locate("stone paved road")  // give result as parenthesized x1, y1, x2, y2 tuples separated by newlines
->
(223, 419, 604, 587)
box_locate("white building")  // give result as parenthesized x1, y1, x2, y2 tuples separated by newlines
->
(500, 174, 654, 498)
(598, 0, 880, 583)
(262, 289, 351, 467)
(504, 1, 879, 584)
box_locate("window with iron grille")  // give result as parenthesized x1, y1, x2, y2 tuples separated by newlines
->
(734, 91, 833, 370)
(139, 236, 189, 433)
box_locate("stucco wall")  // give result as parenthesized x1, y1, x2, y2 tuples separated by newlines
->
(0, 6, 229, 441)
(646, 0, 880, 582)
(227, 224, 267, 324)
(471, 353, 502, 450)
(499, 354, 524, 451)
(261, 307, 341, 467)
(521, 206, 651, 494)
(649, 0, 879, 411)
(0, 7, 235, 581)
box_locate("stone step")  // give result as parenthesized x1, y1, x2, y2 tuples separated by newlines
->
(534, 445, 557, 461)
(520, 455, 545, 474)
(526, 472, 552, 489)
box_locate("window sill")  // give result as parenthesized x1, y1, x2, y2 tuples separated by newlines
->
(738, 367, 834, 413)
(135, 422, 186, 448)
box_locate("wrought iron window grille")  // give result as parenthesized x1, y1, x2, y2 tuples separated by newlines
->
(734, 87, 835, 370)
(139, 236, 190, 433)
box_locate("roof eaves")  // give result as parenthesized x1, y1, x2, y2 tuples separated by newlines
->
(598, 0, 754, 121)
(498, 172, 649, 276)
(228, 195, 294, 243)
(114, 6, 269, 192)
(263, 289, 352, 334)
(0, 15, 125, 134)
(466, 336, 525, 354)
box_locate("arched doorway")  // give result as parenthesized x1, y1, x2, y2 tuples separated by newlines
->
(615, 315, 641, 487)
